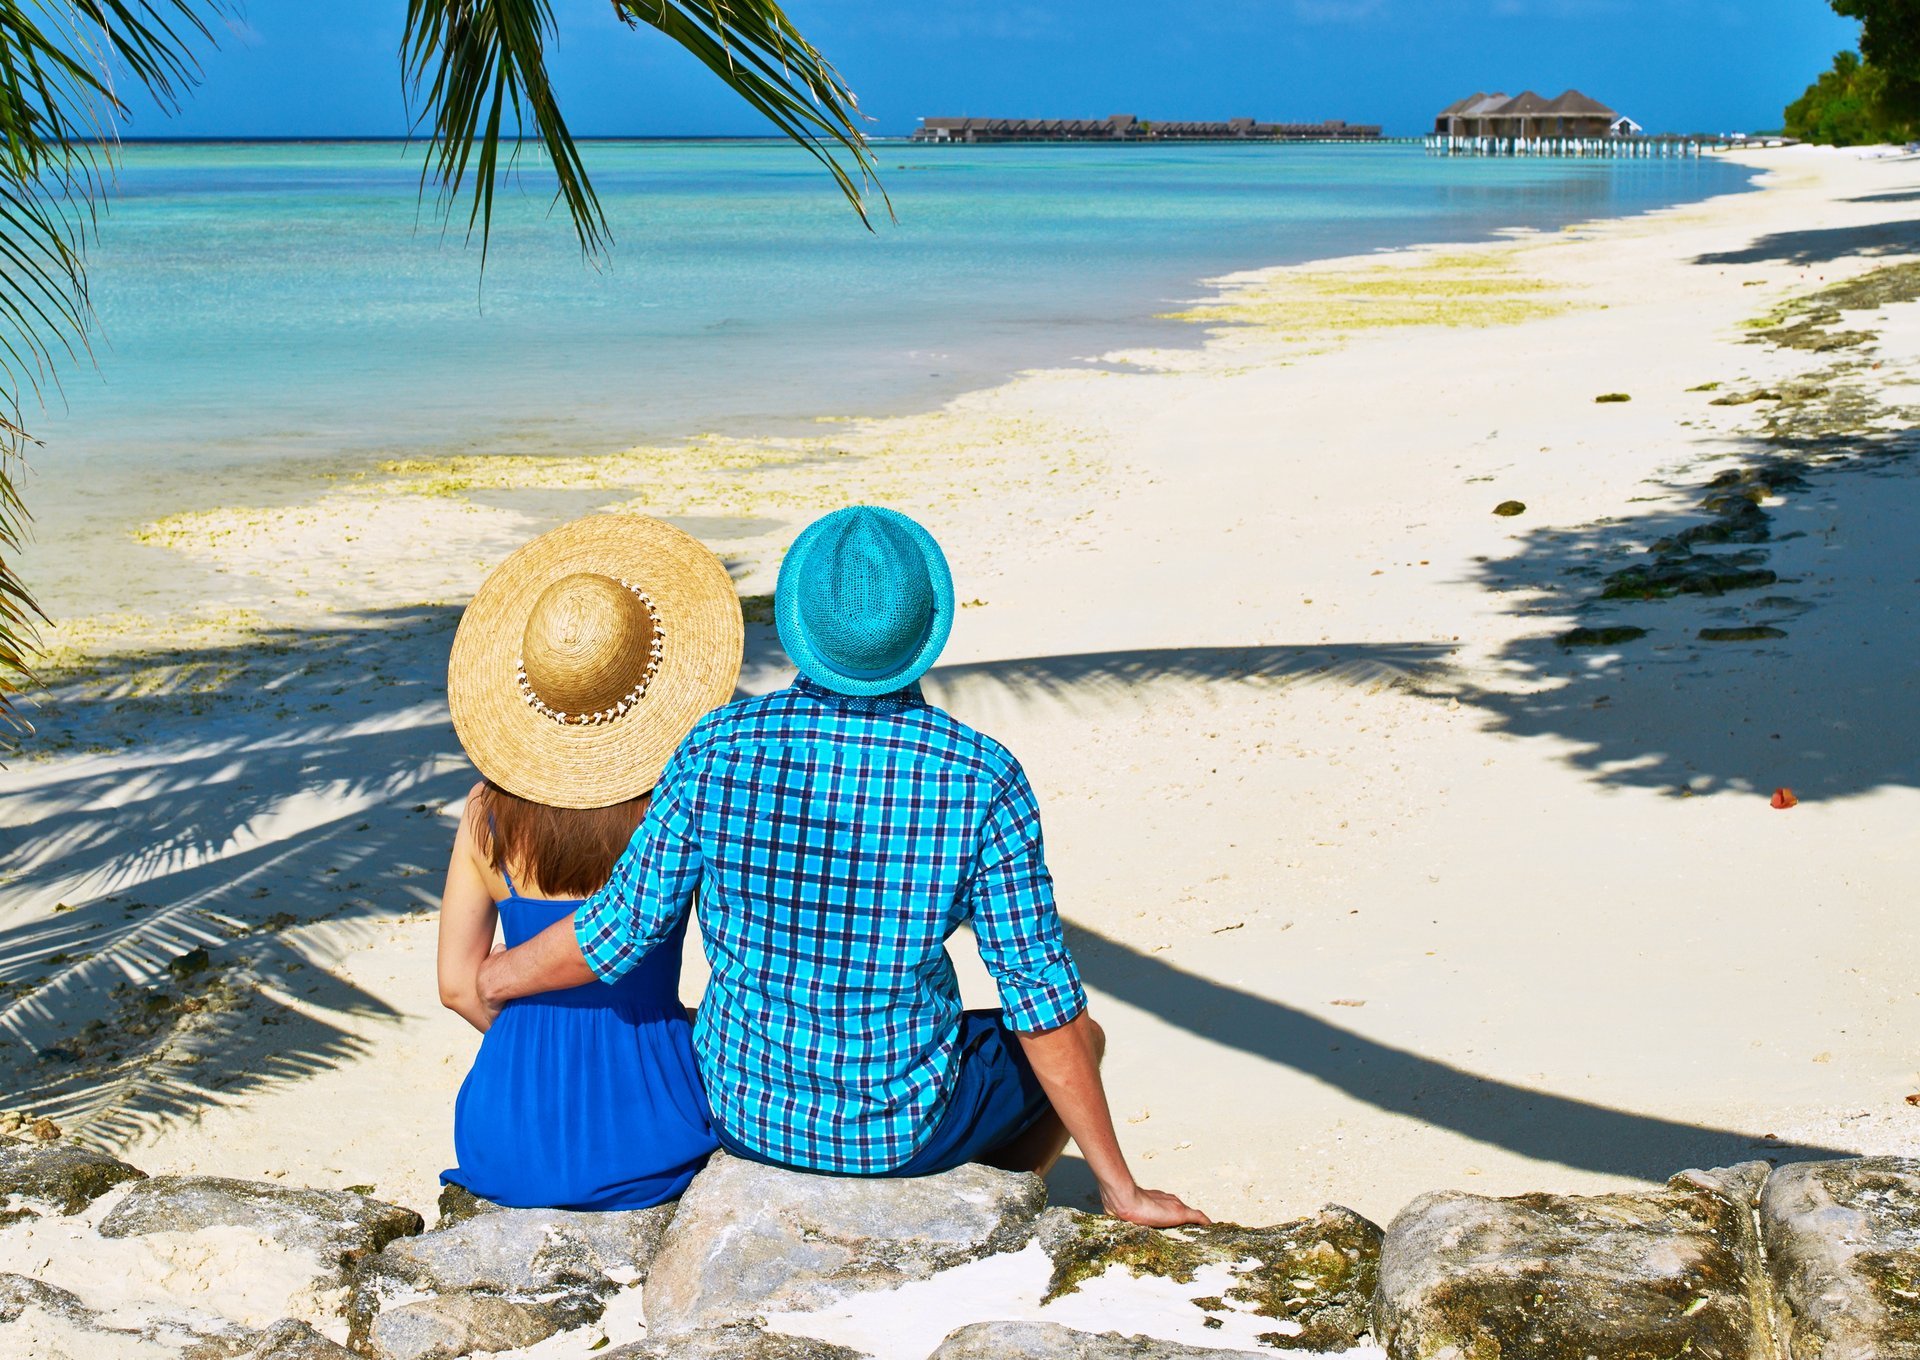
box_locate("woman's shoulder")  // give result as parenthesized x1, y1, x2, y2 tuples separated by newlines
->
(455, 785, 497, 866)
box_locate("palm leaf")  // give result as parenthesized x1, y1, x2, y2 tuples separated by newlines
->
(0, 1, 876, 736)
(0, 3, 227, 738)
(401, 0, 885, 260)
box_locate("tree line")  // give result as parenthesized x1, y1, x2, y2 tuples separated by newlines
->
(1788, 0, 1920, 144)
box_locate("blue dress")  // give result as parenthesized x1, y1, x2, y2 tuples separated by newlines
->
(443, 873, 717, 1210)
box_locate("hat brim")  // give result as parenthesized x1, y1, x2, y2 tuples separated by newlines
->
(774, 507, 954, 697)
(448, 515, 743, 809)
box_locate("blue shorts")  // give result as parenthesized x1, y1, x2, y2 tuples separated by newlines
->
(715, 1009, 1055, 1177)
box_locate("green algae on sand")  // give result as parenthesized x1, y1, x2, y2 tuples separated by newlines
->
(1166, 251, 1571, 338)
(1746, 259, 1920, 352)
(1559, 625, 1647, 648)
(1041, 1208, 1381, 1351)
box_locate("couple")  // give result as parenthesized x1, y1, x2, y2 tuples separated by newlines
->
(437, 506, 1206, 1228)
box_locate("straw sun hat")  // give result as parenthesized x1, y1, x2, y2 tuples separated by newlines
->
(447, 515, 743, 809)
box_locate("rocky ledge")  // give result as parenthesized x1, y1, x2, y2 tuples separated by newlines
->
(0, 1135, 1914, 1359)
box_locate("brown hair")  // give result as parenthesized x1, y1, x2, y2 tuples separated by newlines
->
(473, 779, 651, 899)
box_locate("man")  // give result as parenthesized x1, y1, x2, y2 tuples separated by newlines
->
(478, 505, 1207, 1227)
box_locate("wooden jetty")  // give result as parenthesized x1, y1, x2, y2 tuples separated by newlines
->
(1424, 133, 1742, 158)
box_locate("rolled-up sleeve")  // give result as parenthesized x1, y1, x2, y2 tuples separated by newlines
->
(575, 758, 703, 982)
(965, 764, 1087, 1034)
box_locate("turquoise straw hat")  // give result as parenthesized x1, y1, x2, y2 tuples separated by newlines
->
(775, 506, 954, 696)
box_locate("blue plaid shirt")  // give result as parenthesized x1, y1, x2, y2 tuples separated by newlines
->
(574, 677, 1086, 1175)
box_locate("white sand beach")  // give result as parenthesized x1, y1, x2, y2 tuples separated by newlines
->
(5, 141, 1918, 1254)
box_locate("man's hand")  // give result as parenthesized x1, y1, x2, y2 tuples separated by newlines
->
(1015, 1013, 1210, 1228)
(477, 915, 597, 1009)
(1101, 1181, 1213, 1228)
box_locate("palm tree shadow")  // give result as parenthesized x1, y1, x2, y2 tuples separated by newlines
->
(1066, 924, 1850, 1179)
(0, 606, 474, 1146)
(1440, 427, 1920, 800)
(745, 624, 1458, 717)
(1692, 218, 1920, 266)
(929, 643, 1454, 709)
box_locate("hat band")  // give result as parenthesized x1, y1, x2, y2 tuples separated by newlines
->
(513, 579, 667, 727)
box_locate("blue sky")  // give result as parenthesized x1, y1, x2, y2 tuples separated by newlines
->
(148, 1, 1860, 140)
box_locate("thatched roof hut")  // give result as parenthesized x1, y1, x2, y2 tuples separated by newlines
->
(1433, 89, 1635, 139)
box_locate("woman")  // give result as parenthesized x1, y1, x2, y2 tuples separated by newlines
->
(437, 514, 744, 1210)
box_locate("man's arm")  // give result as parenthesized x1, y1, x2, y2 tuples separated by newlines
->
(967, 764, 1209, 1228)
(476, 915, 595, 1012)
(1017, 1013, 1210, 1228)
(478, 764, 705, 1017)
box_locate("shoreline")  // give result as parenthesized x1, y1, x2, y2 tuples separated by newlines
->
(17, 143, 1753, 628)
(2, 145, 1917, 1237)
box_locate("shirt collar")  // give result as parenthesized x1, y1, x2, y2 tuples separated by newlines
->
(790, 674, 928, 709)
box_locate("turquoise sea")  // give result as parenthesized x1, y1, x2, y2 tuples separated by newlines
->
(22, 140, 1752, 606)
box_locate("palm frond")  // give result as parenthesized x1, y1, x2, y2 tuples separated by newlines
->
(0, 3, 226, 734)
(401, 0, 884, 261)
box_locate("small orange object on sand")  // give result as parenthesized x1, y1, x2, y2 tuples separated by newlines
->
(1771, 788, 1798, 809)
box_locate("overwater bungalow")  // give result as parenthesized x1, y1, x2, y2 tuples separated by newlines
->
(1433, 90, 1641, 140)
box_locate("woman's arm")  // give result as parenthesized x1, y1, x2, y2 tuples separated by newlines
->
(437, 790, 502, 1033)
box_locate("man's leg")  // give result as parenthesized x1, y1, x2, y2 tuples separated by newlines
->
(982, 1016, 1104, 1176)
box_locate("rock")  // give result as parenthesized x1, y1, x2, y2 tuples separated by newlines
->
(1492, 500, 1526, 517)
(432, 1182, 500, 1229)
(181, 1319, 359, 1360)
(602, 1323, 871, 1358)
(1038, 1205, 1381, 1351)
(250, 1320, 357, 1360)
(1657, 498, 1772, 551)
(1699, 626, 1788, 642)
(0, 1139, 148, 1217)
(929, 1321, 1271, 1359)
(370, 1201, 672, 1292)
(0, 1271, 97, 1327)
(348, 1203, 673, 1349)
(27, 1117, 61, 1142)
(1374, 1164, 1775, 1360)
(1558, 625, 1647, 648)
(1602, 552, 1776, 600)
(642, 1152, 1047, 1335)
(99, 1176, 422, 1283)
(0, 1272, 167, 1355)
(1760, 1156, 1920, 1359)
(367, 1290, 563, 1360)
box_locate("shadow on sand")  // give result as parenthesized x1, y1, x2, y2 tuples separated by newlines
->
(0, 606, 472, 1146)
(1066, 924, 1850, 1182)
(1436, 422, 1920, 801)
(1692, 218, 1920, 266)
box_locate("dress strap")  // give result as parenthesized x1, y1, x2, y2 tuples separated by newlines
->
(485, 813, 519, 897)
